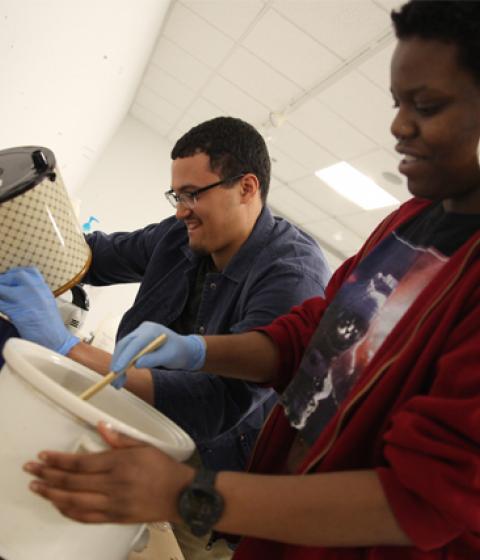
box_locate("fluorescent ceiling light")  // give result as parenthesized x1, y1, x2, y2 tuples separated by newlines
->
(315, 161, 399, 210)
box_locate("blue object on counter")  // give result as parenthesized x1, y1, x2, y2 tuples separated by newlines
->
(82, 216, 99, 233)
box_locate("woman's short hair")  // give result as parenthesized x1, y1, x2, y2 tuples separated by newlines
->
(392, 0, 480, 84)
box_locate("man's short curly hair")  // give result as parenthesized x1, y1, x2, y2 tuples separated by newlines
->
(391, 1, 480, 84)
(171, 116, 271, 204)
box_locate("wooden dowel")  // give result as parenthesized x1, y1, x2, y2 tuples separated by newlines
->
(79, 333, 167, 401)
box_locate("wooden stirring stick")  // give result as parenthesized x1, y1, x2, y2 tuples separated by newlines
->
(79, 333, 167, 401)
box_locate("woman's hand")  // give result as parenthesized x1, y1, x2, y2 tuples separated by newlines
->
(23, 422, 194, 524)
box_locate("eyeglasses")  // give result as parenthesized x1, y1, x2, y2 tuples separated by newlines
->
(165, 174, 245, 210)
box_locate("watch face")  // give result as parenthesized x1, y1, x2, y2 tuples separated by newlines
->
(184, 488, 217, 517)
(179, 484, 224, 537)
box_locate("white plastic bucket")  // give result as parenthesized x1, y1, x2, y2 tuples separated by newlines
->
(0, 338, 195, 560)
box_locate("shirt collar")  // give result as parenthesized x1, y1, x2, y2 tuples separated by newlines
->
(180, 206, 275, 282)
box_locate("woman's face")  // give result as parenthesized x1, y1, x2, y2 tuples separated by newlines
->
(390, 37, 480, 212)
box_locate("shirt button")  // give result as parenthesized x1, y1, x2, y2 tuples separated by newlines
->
(210, 282, 216, 289)
(198, 326, 205, 334)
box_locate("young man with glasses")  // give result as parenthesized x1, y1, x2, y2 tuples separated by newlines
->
(0, 116, 330, 558)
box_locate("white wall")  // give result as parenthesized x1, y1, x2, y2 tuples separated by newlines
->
(1, 0, 170, 192)
(75, 115, 175, 341)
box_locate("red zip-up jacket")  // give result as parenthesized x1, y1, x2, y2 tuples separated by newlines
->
(234, 198, 480, 560)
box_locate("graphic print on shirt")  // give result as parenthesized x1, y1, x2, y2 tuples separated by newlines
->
(281, 232, 448, 445)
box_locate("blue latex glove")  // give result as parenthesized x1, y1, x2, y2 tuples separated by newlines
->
(110, 322, 206, 388)
(0, 267, 79, 355)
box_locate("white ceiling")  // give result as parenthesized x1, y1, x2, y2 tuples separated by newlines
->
(130, 0, 407, 268)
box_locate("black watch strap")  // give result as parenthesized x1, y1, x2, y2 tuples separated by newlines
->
(193, 468, 217, 488)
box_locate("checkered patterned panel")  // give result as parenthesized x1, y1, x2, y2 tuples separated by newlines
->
(0, 171, 90, 292)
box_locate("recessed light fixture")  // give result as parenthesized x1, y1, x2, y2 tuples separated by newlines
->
(315, 161, 399, 210)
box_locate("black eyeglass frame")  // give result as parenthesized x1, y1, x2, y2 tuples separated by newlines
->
(164, 173, 246, 209)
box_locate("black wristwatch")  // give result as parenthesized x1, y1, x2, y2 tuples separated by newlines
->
(178, 468, 225, 537)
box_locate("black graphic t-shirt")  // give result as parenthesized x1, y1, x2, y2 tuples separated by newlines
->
(281, 203, 479, 471)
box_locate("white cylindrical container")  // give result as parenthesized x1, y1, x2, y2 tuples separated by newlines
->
(0, 146, 91, 296)
(0, 338, 195, 560)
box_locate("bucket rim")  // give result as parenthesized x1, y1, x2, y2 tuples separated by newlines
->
(2, 338, 195, 461)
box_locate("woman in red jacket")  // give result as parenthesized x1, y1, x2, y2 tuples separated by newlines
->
(24, 1, 480, 559)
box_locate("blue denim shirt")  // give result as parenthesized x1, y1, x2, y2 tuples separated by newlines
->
(83, 207, 330, 470)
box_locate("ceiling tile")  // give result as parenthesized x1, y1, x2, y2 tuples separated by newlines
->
(219, 46, 302, 112)
(269, 186, 328, 225)
(166, 97, 224, 143)
(337, 206, 398, 238)
(317, 69, 395, 148)
(168, 114, 206, 145)
(143, 65, 196, 110)
(135, 85, 182, 125)
(373, 0, 405, 12)
(151, 36, 211, 91)
(268, 144, 310, 183)
(269, 177, 284, 191)
(349, 148, 410, 203)
(273, 0, 390, 60)
(243, 8, 340, 90)
(303, 217, 364, 255)
(202, 75, 269, 124)
(289, 97, 376, 160)
(181, 0, 265, 41)
(290, 174, 361, 218)
(163, 2, 234, 69)
(267, 122, 337, 173)
(186, 96, 224, 122)
(357, 40, 395, 92)
(130, 103, 171, 137)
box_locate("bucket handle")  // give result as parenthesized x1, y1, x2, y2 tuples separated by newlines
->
(70, 433, 105, 454)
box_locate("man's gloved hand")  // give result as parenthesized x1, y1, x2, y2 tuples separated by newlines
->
(110, 322, 206, 388)
(0, 267, 80, 355)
